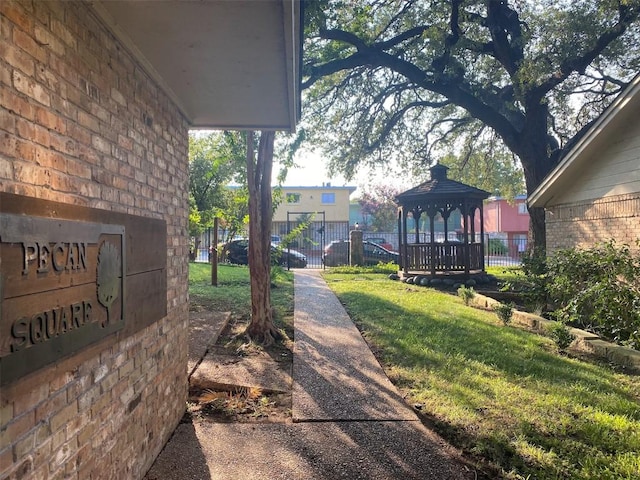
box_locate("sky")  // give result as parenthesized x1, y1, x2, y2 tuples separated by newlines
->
(189, 131, 410, 197)
(274, 149, 409, 197)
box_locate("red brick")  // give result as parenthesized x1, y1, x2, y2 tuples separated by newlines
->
(34, 24, 65, 57)
(77, 110, 100, 134)
(0, 411, 35, 450)
(49, 370, 76, 395)
(51, 168, 81, 192)
(13, 430, 36, 460)
(50, 402, 78, 433)
(50, 18, 76, 49)
(16, 117, 49, 146)
(35, 64, 62, 95)
(0, 86, 35, 120)
(49, 56, 78, 88)
(66, 157, 91, 179)
(49, 132, 75, 156)
(0, 446, 12, 477)
(34, 105, 65, 133)
(6, 456, 33, 480)
(0, 41, 34, 76)
(2, 2, 190, 479)
(13, 27, 47, 63)
(0, 62, 11, 87)
(0, 2, 33, 32)
(34, 148, 64, 171)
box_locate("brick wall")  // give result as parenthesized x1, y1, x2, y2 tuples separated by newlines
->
(1, 1, 189, 479)
(545, 193, 640, 254)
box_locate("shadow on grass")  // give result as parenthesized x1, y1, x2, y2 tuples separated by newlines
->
(330, 281, 640, 480)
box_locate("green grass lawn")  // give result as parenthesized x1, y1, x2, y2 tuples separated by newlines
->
(486, 266, 524, 285)
(323, 271, 640, 480)
(189, 262, 294, 339)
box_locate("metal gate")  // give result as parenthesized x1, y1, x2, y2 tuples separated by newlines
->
(285, 211, 326, 269)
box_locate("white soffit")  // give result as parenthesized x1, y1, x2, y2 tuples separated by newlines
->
(90, 0, 300, 131)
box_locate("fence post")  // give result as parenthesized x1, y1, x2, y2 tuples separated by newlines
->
(211, 217, 218, 286)
(350, 228, 364, 266)
(485, 233, 490, 268)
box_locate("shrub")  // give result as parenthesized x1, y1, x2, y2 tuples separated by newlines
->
(547, 322, 575, 352)
(546, 241, 640, 349)
(487, 237, 508, 255)
(493, 302, 514, 325)
(457, 285, 476, 305)
(499, 248, 549, 312)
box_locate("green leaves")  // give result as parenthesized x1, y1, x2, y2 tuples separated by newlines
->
(546, 241, 640, 349)
(188, 132, 247, 239)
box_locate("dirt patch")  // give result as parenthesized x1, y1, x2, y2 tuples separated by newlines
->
(187, 385, 292, 423)
(188, 311, 294, 424)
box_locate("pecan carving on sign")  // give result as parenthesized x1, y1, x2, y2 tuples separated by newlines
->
(97, 241, 121, 327)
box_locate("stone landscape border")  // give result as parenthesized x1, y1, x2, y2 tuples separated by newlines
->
(469, 292, 640, 372)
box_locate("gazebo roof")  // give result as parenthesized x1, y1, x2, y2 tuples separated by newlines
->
(395, 164, 491, 204)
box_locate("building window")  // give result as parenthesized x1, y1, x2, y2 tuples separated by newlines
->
(321, 192, 335, 204)
(286, 193, 301, 204)
(517, 202, 528, 214)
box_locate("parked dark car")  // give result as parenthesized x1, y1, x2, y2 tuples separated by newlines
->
(322, 240, 399, 267)
(221, 239, 307, 268)
(365, 236, 394, 251)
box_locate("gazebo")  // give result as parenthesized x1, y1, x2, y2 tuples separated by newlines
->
(395, 163, 491, 279)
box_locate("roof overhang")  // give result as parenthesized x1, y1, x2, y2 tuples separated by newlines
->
(89, 0, 301, 132)
(528, 73, 640, 208)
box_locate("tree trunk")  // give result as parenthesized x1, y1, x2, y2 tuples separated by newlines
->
(246, 131, 281, 345)
(511, 101, 558, 254)
(520, 147, 555, 253)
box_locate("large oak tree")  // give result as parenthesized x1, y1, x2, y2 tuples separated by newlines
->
(302, 0, 640, 249)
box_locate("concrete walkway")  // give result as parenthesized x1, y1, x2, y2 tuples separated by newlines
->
(145, 270, 475, 480)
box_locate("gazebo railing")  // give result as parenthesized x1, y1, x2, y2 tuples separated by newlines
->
(402, 243, 483, 272)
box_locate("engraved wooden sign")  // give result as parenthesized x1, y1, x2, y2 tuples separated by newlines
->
(0, 193, 167, 387)
(0, 214, 125, 384)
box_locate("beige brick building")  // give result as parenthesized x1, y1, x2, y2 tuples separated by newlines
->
(272, 185, 356, 246)
(0, 1, 300, 479)
(273, 185, 356, 224)
(529, 73, 640, 254)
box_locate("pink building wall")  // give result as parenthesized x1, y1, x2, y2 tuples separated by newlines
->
(480, 196, 529, 233)
(476, 196, 530, 256)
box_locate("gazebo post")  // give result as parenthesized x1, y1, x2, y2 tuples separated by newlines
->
(442, 209, 451, 269)
(429, 211, 436, 276)
(402, 207, 409, 276)
(470, 205, 477, 271)
(470, 206, 476, 242)
(397, 208, 402, 270)
(479, 204, 486, 271)
(463, 202, 470, 277)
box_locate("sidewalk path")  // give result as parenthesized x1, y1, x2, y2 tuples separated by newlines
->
(144, 270, 476, 480)
(292, 270, 416, 421)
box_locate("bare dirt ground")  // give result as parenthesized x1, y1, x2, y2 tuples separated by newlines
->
(187, 314, 294, 424)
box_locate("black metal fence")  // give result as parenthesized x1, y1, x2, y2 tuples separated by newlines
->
(193, 229, 528, 269)
(483, 234, 528, 267)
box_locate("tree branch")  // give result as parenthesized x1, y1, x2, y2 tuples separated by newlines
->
(303, 52, 373, 89)
(365, 99, 452, 152)
(530, 2, 638, 100)
(485, 0, 524, 76)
